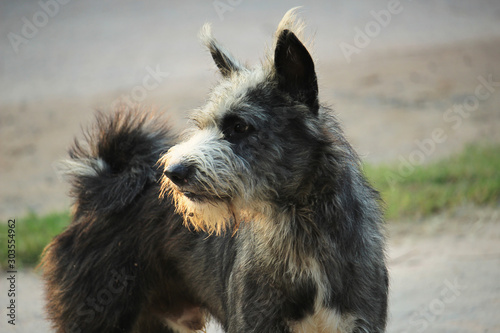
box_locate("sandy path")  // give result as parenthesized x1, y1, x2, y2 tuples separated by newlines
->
(1, 207, 499, 332)
(387, 207, 500, 332)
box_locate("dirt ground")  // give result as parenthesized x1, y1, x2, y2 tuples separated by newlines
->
(1, 1, 500, 332)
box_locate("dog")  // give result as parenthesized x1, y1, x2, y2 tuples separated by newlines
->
(42, 8, 388, 333)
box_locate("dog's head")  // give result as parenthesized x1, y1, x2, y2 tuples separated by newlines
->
(160, 8, 334, 234)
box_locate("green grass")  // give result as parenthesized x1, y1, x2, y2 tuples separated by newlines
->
(1, 144, 499, 268)
(1, 211, 70, 269)
(363, 144, 500, 220)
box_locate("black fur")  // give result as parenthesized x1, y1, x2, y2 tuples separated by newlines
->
(275, 29, 319, 113)
(43, 11, 388, 333)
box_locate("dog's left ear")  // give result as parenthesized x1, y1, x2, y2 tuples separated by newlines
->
(274, 29, 319, 114)
(200, 24, 244, 77)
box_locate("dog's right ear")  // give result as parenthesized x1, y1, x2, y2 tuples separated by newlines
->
(274, 29, 319, 114)
(200, 24, 244, 77)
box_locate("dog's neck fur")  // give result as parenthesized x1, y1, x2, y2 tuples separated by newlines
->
(244, 204, 321, 276)
(241, 131, 357, 278)
(243, 173, 338, 275)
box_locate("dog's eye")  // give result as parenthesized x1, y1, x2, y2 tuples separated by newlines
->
(222, 116, 254, 142)
(234, 122, 249, 134)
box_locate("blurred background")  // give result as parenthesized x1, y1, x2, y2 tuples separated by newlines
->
(1, 1, 499, 332)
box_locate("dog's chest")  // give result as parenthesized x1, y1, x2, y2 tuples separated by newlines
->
(240, 220, 357, 331)
(290, 307, 356, 333)
(287, 260, 356, 333)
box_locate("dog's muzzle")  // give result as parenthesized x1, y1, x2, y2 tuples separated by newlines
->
(164, 163, 191, 187)
(163, 164, 205, 201)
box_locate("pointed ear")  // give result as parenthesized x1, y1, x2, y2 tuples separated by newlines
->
(200, 24, 244, 77)
(274, 29, 319, 114)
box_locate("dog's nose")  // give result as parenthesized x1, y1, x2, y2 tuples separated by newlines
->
(164, 164, 191, 186)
